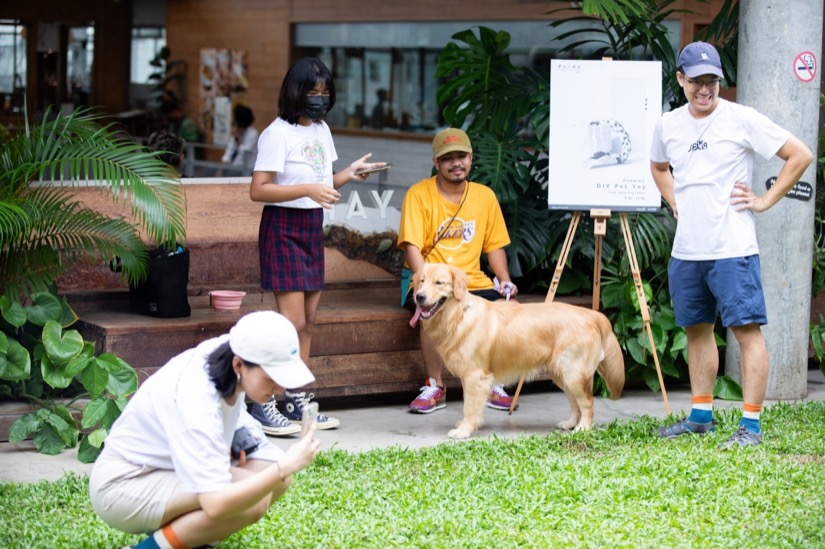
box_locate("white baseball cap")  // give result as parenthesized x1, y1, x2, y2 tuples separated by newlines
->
(229, 311, 315, 389)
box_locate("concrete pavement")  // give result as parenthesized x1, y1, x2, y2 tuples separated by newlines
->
(2, 369, 824, 484)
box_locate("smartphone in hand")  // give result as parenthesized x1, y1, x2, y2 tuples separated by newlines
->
(300, 402, 319, 438)
(354, 163, 392, 175)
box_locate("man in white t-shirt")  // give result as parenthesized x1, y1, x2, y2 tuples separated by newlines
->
(650, 41, 812, 447)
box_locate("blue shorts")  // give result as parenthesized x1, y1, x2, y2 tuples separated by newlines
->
(668, 255, 767, 328)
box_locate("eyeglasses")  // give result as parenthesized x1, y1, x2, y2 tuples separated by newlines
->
(685, 77, 721, 89)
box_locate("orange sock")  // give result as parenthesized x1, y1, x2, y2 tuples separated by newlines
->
(160, 525, 190, 549)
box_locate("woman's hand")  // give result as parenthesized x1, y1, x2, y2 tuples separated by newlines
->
(279, 421, 322, 477)
(348, 153, 388, 180)
(307, 184, 341, 209)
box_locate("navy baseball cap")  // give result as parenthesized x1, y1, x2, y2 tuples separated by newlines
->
(677, 42, 724, 78)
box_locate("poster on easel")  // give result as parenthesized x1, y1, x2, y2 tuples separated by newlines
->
(548, 60, 662, 212)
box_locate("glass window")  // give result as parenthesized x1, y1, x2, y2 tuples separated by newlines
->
(0, 20, 26, 112)
(131, 27, 165, 84)
(67, 25, 94, 106)
(295, 20, 680, 133)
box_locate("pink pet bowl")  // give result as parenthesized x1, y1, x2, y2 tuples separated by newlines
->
(209, 290, 246, 310)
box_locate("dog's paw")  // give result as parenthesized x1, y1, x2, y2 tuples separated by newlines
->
(447, 428, 472, 439)
(557, 419, 577, 431)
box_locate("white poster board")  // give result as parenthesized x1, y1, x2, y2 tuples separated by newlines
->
(548, 60, 662, 212)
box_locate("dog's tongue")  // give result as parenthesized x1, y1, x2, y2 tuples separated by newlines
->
(409, 305, 423, 328)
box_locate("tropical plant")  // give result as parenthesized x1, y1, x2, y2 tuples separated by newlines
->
(0, 105, 187, 297)
(1, 291, 138, 462)
(0, 105, 185, 460)
(547, 0, 688, 107)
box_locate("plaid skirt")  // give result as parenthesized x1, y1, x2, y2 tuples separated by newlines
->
(259, 205, 324, 292)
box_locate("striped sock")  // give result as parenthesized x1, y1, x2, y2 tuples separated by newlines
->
(740, 403, 762, 434)
(687, 395, 713, 425)
(132, 526, 189, 549)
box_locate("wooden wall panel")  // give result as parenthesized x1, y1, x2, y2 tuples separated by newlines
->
(166, 0, 290, 134)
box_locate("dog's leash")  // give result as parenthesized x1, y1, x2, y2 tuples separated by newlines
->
(493, 277, 517, 301)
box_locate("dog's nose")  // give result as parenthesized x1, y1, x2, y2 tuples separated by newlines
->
(415, 292, 426, 305)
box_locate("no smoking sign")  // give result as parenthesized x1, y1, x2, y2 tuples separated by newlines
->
(794, 51, 817, 82)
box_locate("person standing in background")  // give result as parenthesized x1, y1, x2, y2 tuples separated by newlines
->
(249, 57, 386, 436)
(650, 41, 812, 447)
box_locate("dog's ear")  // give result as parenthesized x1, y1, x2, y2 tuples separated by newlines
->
(450, 265, 469, 300)
(411, 267, 421, 291)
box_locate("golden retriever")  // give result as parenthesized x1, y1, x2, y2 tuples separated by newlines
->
(410, 263, 625, 439)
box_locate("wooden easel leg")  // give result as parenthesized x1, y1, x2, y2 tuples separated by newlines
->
(619, 213, 670, 414)
(509, 211, 581, 414)
(590, 209, 610, 311)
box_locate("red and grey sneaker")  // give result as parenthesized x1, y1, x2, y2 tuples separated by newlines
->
(487, 385, 518, 411)
(409, 377, 446, 414)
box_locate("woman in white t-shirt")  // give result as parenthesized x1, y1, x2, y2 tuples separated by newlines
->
(88, 311, 321, 549)
(248, 58, 385, 435)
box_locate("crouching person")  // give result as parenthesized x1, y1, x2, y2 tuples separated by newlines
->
(89, 311, 321, 549)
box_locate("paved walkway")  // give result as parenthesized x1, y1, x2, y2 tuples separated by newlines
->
(2, 369, 824, 484)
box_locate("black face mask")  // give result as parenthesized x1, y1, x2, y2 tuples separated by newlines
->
(303, 95, 331, 121)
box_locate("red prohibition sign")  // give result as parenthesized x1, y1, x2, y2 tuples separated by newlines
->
(794, 51, 817, 82)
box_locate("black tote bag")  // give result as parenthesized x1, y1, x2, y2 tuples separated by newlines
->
(129, 245, 192, 317)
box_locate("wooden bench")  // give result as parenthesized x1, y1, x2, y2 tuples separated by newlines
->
(57, 181, 586, 398)
(72, 283, 578, 398)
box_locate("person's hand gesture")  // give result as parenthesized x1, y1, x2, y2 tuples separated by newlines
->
(307, 184, 341, 209)
(348, 153, 388, 180)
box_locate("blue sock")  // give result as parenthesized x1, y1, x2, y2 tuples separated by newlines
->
(739, 417, 761, 434)
(132, 536, 162, 549)
(687, 408, 713, 425)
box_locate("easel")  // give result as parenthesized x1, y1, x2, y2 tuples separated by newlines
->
(507, 208, 671, 415)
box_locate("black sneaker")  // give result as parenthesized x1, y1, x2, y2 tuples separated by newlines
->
(250, 400, 300, 436)
(284, 391, 340, 430)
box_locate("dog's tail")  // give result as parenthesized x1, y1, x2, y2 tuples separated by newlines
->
(596, 316, 625, 400)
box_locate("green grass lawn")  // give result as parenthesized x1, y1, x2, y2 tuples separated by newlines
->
(1, 402, 823, 549)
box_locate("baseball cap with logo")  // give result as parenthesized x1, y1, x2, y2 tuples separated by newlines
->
(229, 311, 315, 389)
(677, 41, 724, 78)
(432, 128, 473, 159)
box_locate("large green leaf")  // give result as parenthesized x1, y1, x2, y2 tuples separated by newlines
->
(8, 412, 40, 443)
(78, 357, 108, 400)
(24, 293, 65, 326)
(41, 321, 84, 366)
(78, 432, 104, 463)
(0, 336, 31, 381)
(81, 397, 122, 432)
(714, 375, 744, 401)
(0, 295, 26, 326)
(98, 353, 138, 397)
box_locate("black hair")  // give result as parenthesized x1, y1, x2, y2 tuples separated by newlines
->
(147, 130, 185, 168)
(233, 104, 254, 129)
(278, 57, 336, 125)
(207, 341, 241, 398)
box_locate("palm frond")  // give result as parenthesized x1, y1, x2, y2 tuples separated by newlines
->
(0, 105, 187, 295)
